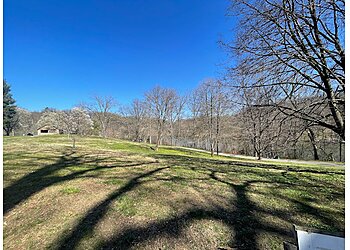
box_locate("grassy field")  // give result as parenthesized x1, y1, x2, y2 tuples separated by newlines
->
(3, 135, 345, 250)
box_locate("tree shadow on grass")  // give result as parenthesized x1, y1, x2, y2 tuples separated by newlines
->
(14, 151, 343, 249)
(4, 150, 154, 215)
(53, 165, 169, 250)
(93, 170, 294, 250)
(91, 154, 344, 249)
(153, 154, 344, 242)
(53, 160, 297, 249)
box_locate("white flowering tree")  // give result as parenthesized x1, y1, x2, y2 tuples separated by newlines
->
(37, 111, 61, 130)
(37, 108, 93, 147)
(16, 107, 35, 135)
(60, 107, 93, 136)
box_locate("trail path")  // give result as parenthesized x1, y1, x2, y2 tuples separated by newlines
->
(180, 146, 344, 167)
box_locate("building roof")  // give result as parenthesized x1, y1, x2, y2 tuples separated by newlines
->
(37, 125, 59, 130)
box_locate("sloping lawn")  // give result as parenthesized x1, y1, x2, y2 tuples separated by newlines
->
(3, 135, 344, 249)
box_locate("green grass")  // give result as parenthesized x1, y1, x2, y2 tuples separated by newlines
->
(114, 195, 138, 216)
(103, 178, 126, 186)
(3, 135, 344, 250)
(61, 186, 81, 194)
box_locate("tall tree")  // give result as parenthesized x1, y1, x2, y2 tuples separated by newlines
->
(188, 90, 204, 147)
(60, 107, 94, 136)
(16, 107, 35, 135)
(85, 96, 116, 137)
(3, 80, 18, 136)
(226, 0, 345, 139)
(193, 79, 230, 156)
(169, 95, 186, 146)
(145, 86, 178, 151)
(37, 110, 61, 130)
(239, 87, 284, 160)
(123, 99, 148, 142)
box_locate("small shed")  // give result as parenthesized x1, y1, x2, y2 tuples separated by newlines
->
(37, 125, 62, 135)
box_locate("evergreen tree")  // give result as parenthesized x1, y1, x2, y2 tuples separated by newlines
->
(3, 80, 18, 136)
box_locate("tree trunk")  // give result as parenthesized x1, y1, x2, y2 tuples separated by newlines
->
(170, 130, 174, 146)
(216, 115, 220, 156)
(4, 128, 10, 136)
(307, 128, 319, 160)
(257, 151, 261, 160)
(210, 141, 214, 157)
(209, 93, 214, 157)
(155, 137, 160, 151)
(317, 71, 345, 140)
(155, 126, 162, 151)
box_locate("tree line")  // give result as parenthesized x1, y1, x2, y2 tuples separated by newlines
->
(3, 78, 343, 161)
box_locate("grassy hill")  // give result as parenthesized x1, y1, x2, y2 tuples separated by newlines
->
(3, 135, 345, 249)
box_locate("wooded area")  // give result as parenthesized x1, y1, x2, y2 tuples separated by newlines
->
(7, 81, 344, 162)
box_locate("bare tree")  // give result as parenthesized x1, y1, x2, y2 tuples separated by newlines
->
(85, 96, 116, 137)
(187, 90, 204, 147)
(192, 79, 231, 156)
(213, 81, 231, 155)
(238, 87, 285, 160)
(145, 86, 178, 151)
(193, 81, 215, 156)
(226, 0, 345, 139)
(169, 95, 187, 146)
(123, 99, 148, 142)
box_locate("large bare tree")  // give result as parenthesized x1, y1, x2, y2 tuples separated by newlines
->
(238, 86, 286, 160)
(226, 0, 345, 139)
(85, 96, 116, 137)
(145, 86, 178, 151)
(188, 90, 204, 146)
(123, 99, 148, 142)
(169, 95, 187, 146)
(193, 79, 230, 156)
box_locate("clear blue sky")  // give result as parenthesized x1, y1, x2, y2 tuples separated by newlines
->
(4, 0, 235, 111)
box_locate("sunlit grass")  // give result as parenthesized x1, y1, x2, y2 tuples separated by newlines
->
(3, 135, 344, 249)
